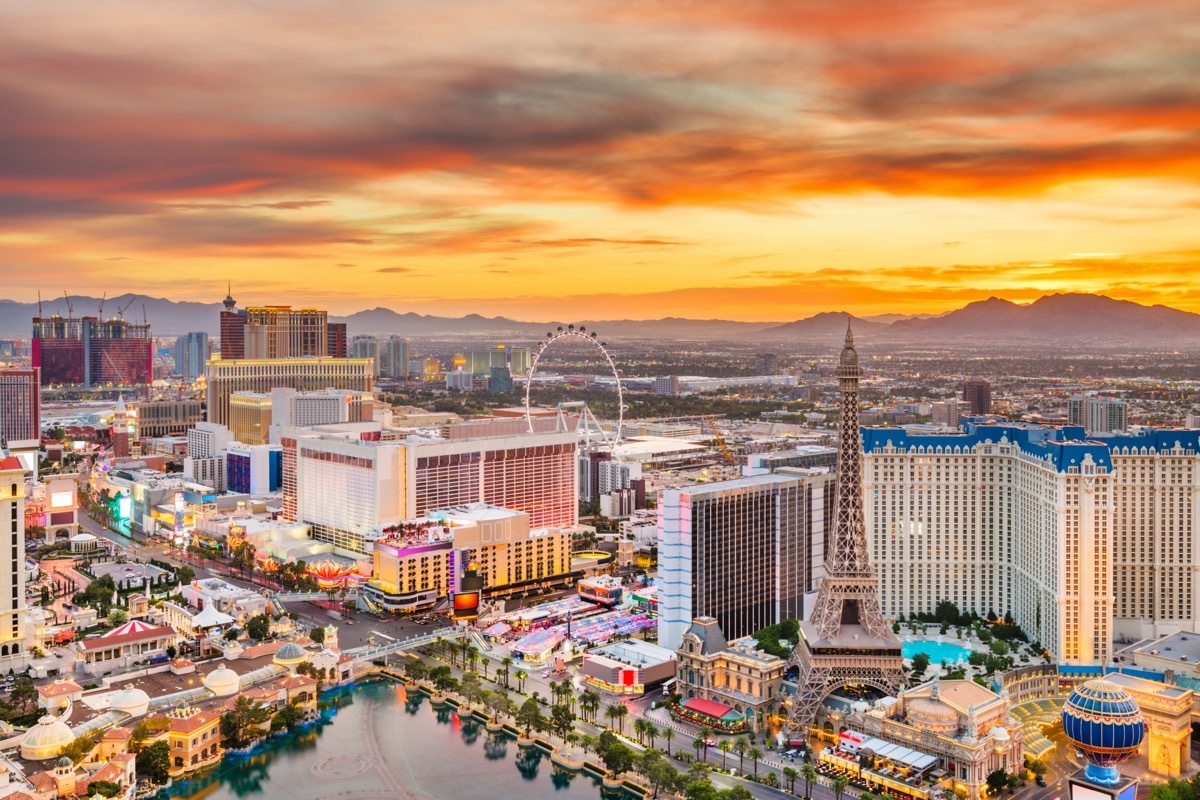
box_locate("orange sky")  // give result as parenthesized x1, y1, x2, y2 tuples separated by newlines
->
(2, 1, 1199, 321)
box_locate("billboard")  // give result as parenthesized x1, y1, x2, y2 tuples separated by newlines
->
(452, 591, 481, 620)
(173, 491, 185, 535)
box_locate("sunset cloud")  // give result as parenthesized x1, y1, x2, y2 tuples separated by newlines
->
(0, 0, 1198, 319)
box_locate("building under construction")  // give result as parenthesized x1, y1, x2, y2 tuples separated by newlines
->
(32, 314, 153, 387)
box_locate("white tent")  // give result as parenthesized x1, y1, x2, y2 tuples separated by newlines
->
(192, 605, 235, 628)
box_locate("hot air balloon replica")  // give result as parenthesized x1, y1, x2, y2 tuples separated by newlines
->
(1060, 678, 1144, 800)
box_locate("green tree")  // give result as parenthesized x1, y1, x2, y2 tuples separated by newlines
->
(220, 696, 272, 746)
(131, 717, 171, 753)
(747, 746, 763, 779)
(309, 625, 326, 645)
(802, 762, 818, 799)
(733, 735, 750, 773)
(834, 775, 850, 800)
(662, 726, 675, 755)
(246, 614, 271, 641)
(404, 659, 428, 681)
(517, 697, 542, 737)
(58, 732, 101, 764)
(603, 742, 636, 777)
(718, 739, 732, 770)
(911, 652, 931, 678)
(935, 600, 961, 624)
(88, 780, 122, 797)
(986, 769, 1009, 796)
(550, 703, 576, 741)
(135, 740, 171, 783)
(647, 757, 679, 800)
(782, 765, 799, 794)
(175, 565, 196, 585)
(10, 677, 37, 712)
(990, 639, 1010, 656)
(515, 669, 528, 693)
(107, 607, 128, 626)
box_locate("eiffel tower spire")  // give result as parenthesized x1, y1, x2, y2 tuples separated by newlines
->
(785, 317, 904, 731)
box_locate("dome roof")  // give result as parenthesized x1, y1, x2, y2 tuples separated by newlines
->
(203, 667, 241, 696)
(274, 643, 306, 664)
(1061, 679, 1144, 777)
(108, 687, 150, 715)
(906, 696, 959, 731)
(57, 756, 73, 768)
(21, 715, 75, 760)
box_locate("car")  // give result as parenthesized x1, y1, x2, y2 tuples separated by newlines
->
(704, 737, 716, 747)
(542, 671, 551, 678)
(1036, 777, 1047, 787)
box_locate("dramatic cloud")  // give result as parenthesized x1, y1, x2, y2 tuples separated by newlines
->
(0, 0, 1198, 318)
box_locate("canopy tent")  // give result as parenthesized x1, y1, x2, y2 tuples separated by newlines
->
(192, 605, 235, 628)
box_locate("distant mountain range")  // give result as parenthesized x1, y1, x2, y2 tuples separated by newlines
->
(2, 292, 1198, 344)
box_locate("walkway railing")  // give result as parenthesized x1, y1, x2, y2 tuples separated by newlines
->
(345, 627, 465, 662)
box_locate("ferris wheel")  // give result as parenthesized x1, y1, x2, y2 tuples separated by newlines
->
(524, 324, 624, 452)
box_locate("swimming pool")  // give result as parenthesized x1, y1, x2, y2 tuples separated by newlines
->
(902, 640, 972, 664)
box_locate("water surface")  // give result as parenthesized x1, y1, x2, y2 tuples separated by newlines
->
(168, 680, 617, 800)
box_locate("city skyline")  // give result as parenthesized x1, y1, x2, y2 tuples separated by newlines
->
(2, 2, 1199, 320)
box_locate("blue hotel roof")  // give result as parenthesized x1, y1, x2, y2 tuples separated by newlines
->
(860, 418, 1200, 474)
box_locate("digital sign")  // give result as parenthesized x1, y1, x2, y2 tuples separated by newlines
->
(451, 591, 481, 619)
(50, 491, 73, 509)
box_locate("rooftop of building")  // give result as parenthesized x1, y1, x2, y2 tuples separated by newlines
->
(861, 417, 1200, 472)
(430, 503, 525, 523)
(1104, 671, 1191, 700)
(586, 639, 676, 667)
(1130, 630, 1200, 665)
(670, 471, 808, 496)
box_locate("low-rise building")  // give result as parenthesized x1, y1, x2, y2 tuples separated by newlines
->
(581, 640, 676, 695)
(847, 678, 1024, 800)
(164, 707, 223, 775)
(76, 620, 176, 676)
(364, 505, 574, 612)
(675, 617, 786, 732)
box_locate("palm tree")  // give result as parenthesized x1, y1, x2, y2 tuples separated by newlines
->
(605, 704, 622, 731)
(580, 690, 600, 723)
(802, 762, 818, 800)
(481, 656, 490, 679)
(465, 644, 479, 674)
(783, 765, 799, 794)
(718, 739, 733, 770)
(645, 723, 659, 750)
(662, 727, 675, 756)
(834, 775, 850, 800)
(692, 736, 705, 761)
(860, 791, 875, 800)
(500, 656, 513, 688)
(458, 638, 471, 669)
(633, 718, 648, 744)
(700, 730, 713, 764)
(748, 746, 763, 779)
(734, 735, 750, 773)
(515, 669, 528, 693)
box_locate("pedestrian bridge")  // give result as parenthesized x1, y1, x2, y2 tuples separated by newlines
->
(344, 627, 465, 663)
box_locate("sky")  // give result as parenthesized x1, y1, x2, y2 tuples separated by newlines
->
(2, 0, 1199, 322)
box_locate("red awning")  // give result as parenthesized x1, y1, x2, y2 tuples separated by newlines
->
(682, 697, 735, 719)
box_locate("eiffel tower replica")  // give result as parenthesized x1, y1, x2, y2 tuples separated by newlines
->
(785, 321, 904, 733)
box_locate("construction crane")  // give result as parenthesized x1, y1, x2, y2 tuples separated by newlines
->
(703, 415, 737, 464)
(98, 291, 107, 319)
(37, 290, 43, 317)
(62, 291, 73, 319)
(116, 298, 135, 321)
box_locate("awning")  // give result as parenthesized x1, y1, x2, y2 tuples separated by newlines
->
(682, 697, 739, 720)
